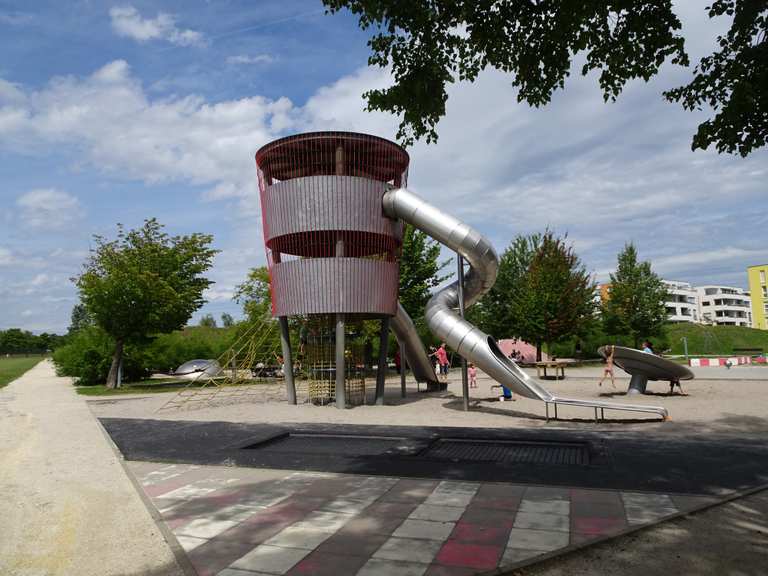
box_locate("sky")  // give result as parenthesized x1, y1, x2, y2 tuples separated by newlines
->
(0, 1, 765, 334)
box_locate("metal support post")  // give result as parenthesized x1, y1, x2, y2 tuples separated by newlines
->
(334, 233, 347, 409)
(458, 254, 469, 412)
(375, 317, 390, 405)
(400, 342, 407, 398)
(682, 337, 689, 363)
(278, 316, 296, 405)
(335, 314, 346, 409)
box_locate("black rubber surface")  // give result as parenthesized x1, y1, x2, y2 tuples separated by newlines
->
(100, 418, 768, 496)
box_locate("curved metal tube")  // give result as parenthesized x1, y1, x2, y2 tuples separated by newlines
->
(391, 302, 439, 384)
(383, 188, 668, 418)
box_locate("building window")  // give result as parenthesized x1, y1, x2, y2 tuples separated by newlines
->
(761, 270, 766, 284)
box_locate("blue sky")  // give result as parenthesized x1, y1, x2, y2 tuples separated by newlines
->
(1, 1, 766, 334)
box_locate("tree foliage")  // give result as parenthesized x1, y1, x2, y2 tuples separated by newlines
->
(399, 224, 451, 320)
(75, 219, 217, 387)
(472, 233, 541, 339)
(324, 1, 687, 146)
(664, 0, 767, 156)
(602, 243, 668, 348)
(0, 328, 65, 354)
(325, 0, 765, 155)
(199, 314, 217, 328)
(235, 266, 273, 322)
(68, 303, 92, 335)
(473, 232, 595, 359)
(221, 312, 235, 327)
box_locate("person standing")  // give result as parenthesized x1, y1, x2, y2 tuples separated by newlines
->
(598, 345, 616, 388)
(435, 343, 450, 382)
(468, 363, 478, 388)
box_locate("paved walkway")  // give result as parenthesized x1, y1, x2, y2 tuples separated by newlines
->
(128, 461, 715, 576)
(0, 360, 184, 576)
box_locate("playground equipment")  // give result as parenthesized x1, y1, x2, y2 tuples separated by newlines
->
(257, 131, 668, 419)
(598, 346, 694, 395)
(158, 320, 284, 411)
(174, 359, 222, 380)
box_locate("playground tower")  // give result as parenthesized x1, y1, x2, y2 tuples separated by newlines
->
(255, 132, 410, 408)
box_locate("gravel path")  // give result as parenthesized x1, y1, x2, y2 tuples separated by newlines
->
(0, 360, 184, 576)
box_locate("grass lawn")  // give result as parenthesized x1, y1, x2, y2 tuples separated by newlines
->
(75, 378, 191, 396)
(666, 324, 768, 356)
(74, 377, 281, 396)
(0, 356, 45, 388)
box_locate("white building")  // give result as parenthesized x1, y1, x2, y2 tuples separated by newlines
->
(697, 285, 752, 327)
(663, 280, 699, 323)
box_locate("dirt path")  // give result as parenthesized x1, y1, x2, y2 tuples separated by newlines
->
(0, 360, 184, 576)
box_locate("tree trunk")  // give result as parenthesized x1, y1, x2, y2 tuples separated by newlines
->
(106, 339, 124, 389)
(536, 342, 542, 362)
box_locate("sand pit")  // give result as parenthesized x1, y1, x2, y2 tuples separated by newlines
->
(87, 365, 768, 438)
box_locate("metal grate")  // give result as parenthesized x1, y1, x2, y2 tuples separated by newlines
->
(243, 434, 405, 457)
(421, 439, 590, 466)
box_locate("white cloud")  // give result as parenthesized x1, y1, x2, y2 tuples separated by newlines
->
(110, 5, 205, 47)
(0, 247, 14, 266)
(16, 189, 83, 230)
(652, 248, 768, 274)
(226, 54, 274, 65)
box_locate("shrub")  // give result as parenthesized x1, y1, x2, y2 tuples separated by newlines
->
(53, 327, 147, 385)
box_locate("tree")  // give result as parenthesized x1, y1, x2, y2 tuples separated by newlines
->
(235, 266, 273, 322)
(602, 243, 668, 348)
(398, 224, 451, 320)
(471, 233, 540, 339)
(472, 232, 595, 360)
(221, 312, 235, 327)
(68, 303, 92, 335)
(325, 1, 766, 155)
(199, 314, 217, 328)
(522, 233, 596, 359)
(664, 0, 767, 156)
(75, 219, 217, 388)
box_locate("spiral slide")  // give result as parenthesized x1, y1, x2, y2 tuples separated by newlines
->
(383, 187, 668, 420)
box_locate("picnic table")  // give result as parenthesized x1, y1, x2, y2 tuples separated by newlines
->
(535, 360, 574, 380)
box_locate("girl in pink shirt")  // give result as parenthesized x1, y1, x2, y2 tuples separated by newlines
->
(468, 363, 477, 388)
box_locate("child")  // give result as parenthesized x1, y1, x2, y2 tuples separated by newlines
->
(598, 345, 616, 388)
(468, 363, 477, 388)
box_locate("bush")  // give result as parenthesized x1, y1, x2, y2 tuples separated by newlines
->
(143, 326, 238, 373)
(53, 327, 148, 385)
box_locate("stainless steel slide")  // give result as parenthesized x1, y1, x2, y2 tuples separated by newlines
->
(383, 187, 668, 420)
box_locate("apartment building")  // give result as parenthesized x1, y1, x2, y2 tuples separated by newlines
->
(697, 285, 752, 327)
(663, 280, 699, 323)
(747, 265, 768, 330)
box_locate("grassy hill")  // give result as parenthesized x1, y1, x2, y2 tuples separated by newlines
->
(665, 323, 768, 356)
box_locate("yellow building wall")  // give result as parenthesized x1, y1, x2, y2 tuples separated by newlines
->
(747, 265, 768, 330)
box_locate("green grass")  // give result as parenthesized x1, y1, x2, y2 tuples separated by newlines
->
(75, 378, 191, 396)
(0, 356, 44, 388)
(665, 323, 768, 356)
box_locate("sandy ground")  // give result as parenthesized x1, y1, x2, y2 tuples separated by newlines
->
(0, 360, 184, 576)
(89, 364, 768, 438)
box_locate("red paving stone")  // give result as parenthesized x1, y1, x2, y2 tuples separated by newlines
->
(450, 521, 510, 546)
(436, 541, 503, 571)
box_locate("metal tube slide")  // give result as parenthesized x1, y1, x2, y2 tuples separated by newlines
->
(391, 302, 440, 384)
(383, 187, 668, 419)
